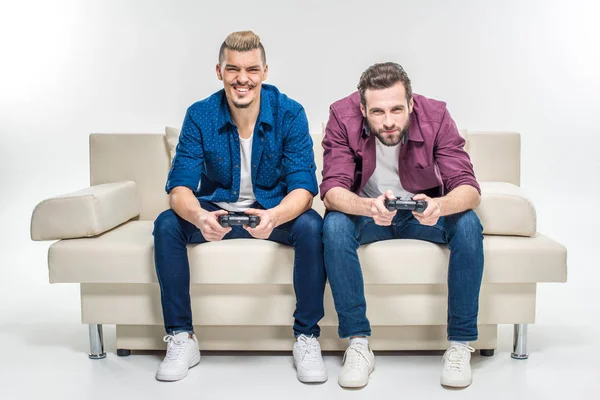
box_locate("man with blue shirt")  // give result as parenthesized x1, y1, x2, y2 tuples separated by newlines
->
(152, 31, 327, 383)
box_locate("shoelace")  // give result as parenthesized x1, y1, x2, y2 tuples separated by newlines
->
(162, 334, 190, 362)
(342, 344, 371, 372)
(297, 335, 321, 363)
(444, 344, 475, 372)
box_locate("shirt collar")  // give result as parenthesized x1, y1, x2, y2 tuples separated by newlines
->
(217, 87, 274, 132)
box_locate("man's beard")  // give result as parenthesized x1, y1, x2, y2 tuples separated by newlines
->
(232, 100, 251, 109)
(230, 80, 256, 109)
(369, 118, 411, 147)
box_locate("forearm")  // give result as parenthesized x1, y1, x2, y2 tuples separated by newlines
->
(168, 186, 207, 225)
(323, 187, 372, 217)
(436, 185, 481, 216)
(271, 189, 313, 226)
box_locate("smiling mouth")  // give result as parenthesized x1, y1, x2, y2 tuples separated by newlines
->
(233, 86, 253, 94)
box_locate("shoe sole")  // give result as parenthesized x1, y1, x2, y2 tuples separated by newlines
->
(155, 352, 201, 382)
(441, 378, 472, 389)
(298, 375, 329, 383)
(338, 365, 375, 389)
(293, 360, 328, 383)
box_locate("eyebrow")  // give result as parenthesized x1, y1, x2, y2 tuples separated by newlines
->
(224, 64, 261, 70)
(369, 105, 405, 112)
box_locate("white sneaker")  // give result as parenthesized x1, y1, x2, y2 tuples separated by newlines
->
(293, 335, 328, 383)
(338, 342, 375, 388)
(155, 332, 201, 381)
(440, 343, 475, 388)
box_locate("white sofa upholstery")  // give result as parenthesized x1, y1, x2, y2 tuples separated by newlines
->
(30, 131, 567, 358)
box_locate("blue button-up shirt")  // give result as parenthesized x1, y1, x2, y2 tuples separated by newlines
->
(166, 84, 318, 209)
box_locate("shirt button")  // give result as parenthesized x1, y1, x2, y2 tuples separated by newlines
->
(261, 138, 264, 142)
(268, 155, 272, 159)
(218, 157, 222, 161)
(235, 164, 239, 168)
(253, 164, 257, 168)
(233, 191, 237, 195)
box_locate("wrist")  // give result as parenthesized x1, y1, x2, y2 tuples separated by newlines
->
(363, 197, 377, 217)
(268, 207, 281, 226)
(194, 207, 210, 221)
(433, 197, 445, 216)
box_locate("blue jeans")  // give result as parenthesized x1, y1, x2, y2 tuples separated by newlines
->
(153, 201, 326, 337)
(322, 209, 484, 341)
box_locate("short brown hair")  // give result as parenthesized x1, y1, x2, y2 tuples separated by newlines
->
(357, 62, 412, 106)
(218, 31, 266, 66)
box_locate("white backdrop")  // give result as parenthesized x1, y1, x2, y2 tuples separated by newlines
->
(0, 0, 598, 364)
(1, 1, 599, 397)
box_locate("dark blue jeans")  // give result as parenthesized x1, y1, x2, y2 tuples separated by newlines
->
(153, 201, 326, 337)
(322, 209, 484, 342)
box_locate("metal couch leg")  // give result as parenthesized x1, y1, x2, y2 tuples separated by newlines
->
(511, 324, 529, 359)
(88, 324, 107, 359)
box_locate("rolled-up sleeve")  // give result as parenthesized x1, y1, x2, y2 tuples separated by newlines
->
(435, 109, 481, 194)
(282, 108, 318, 196)
(165, 109, 205, 194)
(319, 106, 357, 200)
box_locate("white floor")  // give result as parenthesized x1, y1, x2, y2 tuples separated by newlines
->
(0, 317, 598, 400)
(1, 209, 598, 399)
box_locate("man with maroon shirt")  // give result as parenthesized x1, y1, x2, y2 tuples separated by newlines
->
(320, 62, 483, 389)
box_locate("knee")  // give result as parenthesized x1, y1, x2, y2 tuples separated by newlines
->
(153, 209, 182, 238)
(294, 209, 323, 236)
(453, 210, 483, 241)
(323, 211, 355, 244)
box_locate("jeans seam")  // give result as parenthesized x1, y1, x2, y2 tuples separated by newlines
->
(448, 335, 478, 341)
(340, 331, 372, 339)
(355, 218, 373, 243)
(402, 219, 449, 242)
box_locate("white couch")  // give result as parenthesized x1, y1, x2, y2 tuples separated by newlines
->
(30, 130, 567, 359)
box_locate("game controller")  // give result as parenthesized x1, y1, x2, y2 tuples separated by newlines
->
(218, 212, 261, 228)
(384, 198, 428, 213)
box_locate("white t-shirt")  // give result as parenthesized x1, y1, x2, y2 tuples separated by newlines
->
(214, 135, 256, 211)
(360, 139, 414, 200)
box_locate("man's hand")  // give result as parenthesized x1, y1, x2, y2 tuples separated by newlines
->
(243, 208, 279, 239)
(370, 190, 397, 226)
(412, 194, 441, 226)
(194, 209, 231, 241)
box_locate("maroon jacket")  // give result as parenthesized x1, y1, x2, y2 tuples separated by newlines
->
(320, 91, 480, 200)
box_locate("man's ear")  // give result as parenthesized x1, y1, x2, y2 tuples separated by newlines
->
(360, 102, 366, 118)
(409, 96, 414, 113)
(262, 64, 268, 81)
(216, 64, 223, 81)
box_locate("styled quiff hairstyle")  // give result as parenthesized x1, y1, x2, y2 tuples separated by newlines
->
(218, 30, 266, 65)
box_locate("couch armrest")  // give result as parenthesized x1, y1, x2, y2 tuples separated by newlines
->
(30, 181, 141, 241)
(475, 182, 536, 236)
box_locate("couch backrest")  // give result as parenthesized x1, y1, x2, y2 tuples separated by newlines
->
(90, 131, 520, 221)
(90, 134, 171, 221)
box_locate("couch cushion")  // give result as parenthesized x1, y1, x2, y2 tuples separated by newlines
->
(49, 221, 566, 285)
(475, 182, 536, 236)
(31, 181, 141, 241)
(165, 126, 180, 163)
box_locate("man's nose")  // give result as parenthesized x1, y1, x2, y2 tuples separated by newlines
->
(383, 113, 395, 129)
(237, 70, 248, 84)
